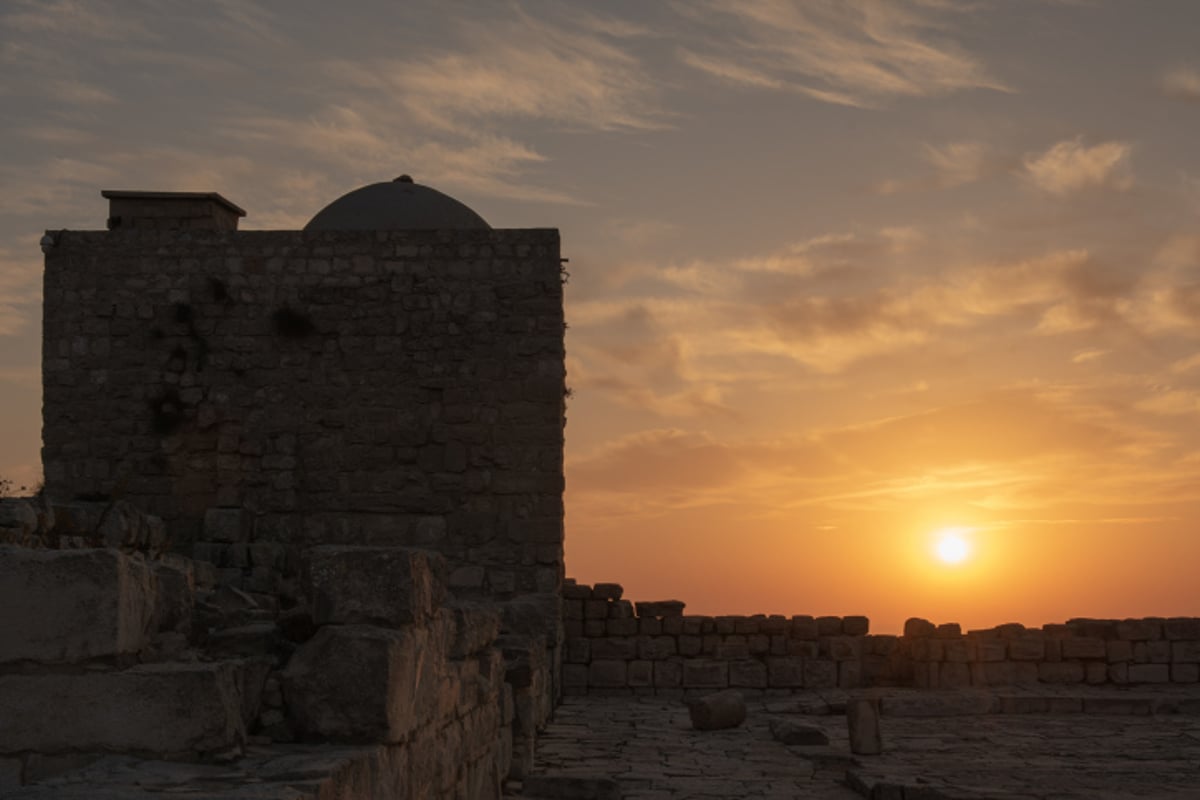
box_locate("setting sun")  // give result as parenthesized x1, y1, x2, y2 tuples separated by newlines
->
(934, 529, 972, 565)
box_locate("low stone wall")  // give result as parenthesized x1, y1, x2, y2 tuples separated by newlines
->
(906, 616, 1200, 688)
(562, 580, 1200, 694)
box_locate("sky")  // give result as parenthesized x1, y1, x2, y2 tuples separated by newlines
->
(2, 0, 1199, 633)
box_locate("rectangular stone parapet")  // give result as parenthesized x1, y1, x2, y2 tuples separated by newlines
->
(0, 546, 156, 664)
(0, 662, 247, 755)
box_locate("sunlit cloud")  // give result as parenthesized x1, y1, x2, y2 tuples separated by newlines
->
(1160, 66, 1200, 101)
(673, 0, 1009, 107)
(1023, 137, 1133, 195)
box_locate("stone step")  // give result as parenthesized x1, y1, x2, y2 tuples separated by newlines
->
(0, 661, 254, 757)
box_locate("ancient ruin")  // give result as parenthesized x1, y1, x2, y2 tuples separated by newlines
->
(1, 181, 1198, 798)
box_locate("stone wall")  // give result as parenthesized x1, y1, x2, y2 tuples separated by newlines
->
(42, 226, 565, 620)
(563, 580, 1200, 694)
(0, 497, 531, 797)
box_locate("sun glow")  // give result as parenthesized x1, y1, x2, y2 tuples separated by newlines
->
(933, 528, 972, 565)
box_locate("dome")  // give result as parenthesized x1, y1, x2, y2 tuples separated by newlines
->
(303, 176, 490, 231)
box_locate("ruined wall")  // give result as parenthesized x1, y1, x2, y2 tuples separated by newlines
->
(42, 228, 565, 613)
(563, 581, 1200, 694)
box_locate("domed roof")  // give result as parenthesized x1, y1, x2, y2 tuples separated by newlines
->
(303, 176, 490, 231)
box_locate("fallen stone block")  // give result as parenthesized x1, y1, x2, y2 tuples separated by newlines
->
(0, 662, 247, 755)
(283, 621, 451, 742)
(0, 546, 156, 664)
(687, 689, 746, 731)
(306, 546, 445, 627)
(769, 717, 829, 746)
(847, 697, 882, 755)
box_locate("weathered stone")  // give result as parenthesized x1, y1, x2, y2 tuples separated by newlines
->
(1128, 664, 1170, 683)
(1008, 634, 1045, 661)
(1172, 641, 1200, 662)
(282, 621, 450, 741)
(203, 507, 251, 543)
(588, 659, 627, 688)
(305, 546, 444, 627)
(904, 618, 936, 638)
(803, 659, 837, 689)
(843, 615, 870, 636)
(635, 600, 686, 618)
(769, 717, 830, 746)
(448, 603, 502, 658)
(0, 499, 37, 536)
(591, 583, 623, 601)
(687, 689, 746, 731)
(1117, 618, 1163, 640)
(0, 662, 246, 755)
(729, 659, 767, 688)
(0, 546, 156, 664)
(1165, 618, 1200, 640)
(1061, 636, 1107, 660)
(683, 659, 728, 689)
(847, 698, 882, 755)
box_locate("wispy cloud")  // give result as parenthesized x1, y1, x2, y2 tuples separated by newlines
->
(1160, 66, 1200, 101)
(1023, 137, 1133, 195)
(672, 0, 1008, 107)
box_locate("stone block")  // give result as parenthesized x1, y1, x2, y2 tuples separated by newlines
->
(0, 662, 246, 755)
(1128, 664, 1170, 683)
(628, 660, 653, 687)
(815, 616, 842, 635)
(688, 689, 745, 731)
(584, 600, 608, 620)
(638, 635, 676, 660)
(565, 637, 590, 664)
(204, 507, 250, 543)
(0, 546, 156, 664)
(1165, 618, 1200, 640)
(589, 659, 627, 688)
(283, 622, 450, 741)
(787, 639, 818, 658)
(638, 617, 662, 635)
(843, 616, 870, 636)
(607, 599, 634, 619)
(521, 776, 621, 800)
(448, 603, 502, 658)
(635, 600, 685, 618)
(1038, 661, 1084, 683)
(904, 618, 936, 638)
(606, 618, 638, 637)
(662, 616, 684, 635)
(767, 656, 805, 688)
(591, 637, 637, 660)
(678, 635, 702, 657)
(305, 546, 444, 627)
(804, 659, 837, 689)
(584, 620, 606, 637)
(1008, 634, 1044, 661)
(790, 616, 818, 639)
(936, 623, 962, 638)
(1172, 641, 1200, 662)
(1117, 618, 1162, 640)
(1085, 661, 1108, 684)
(847, 698, 882, 755)
(943, 639, 971, 663)
(729, 659, 767, 688)
(715, 640, 750, 660)
(654, 660, 682, 688)
(591, 583, 623, 601)
(1061, 636, 1106, 660)
(1106, 640, 1133, 663)
(1171, 663, 1199, 683)
(827, 636, 863, 661)
(838, 661, 861, 689)
(940, 661, 971, 688)
(682, 659, 728, 689)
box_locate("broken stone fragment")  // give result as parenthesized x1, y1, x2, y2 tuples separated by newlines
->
(687, 688, 747, 731)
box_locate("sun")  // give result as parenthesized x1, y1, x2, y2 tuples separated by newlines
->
(933, 528, 972, 565)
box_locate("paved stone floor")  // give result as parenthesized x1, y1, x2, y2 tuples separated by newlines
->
(513, 688, 1200, 799)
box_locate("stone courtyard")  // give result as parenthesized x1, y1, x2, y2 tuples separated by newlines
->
(512, 687, 1200, 799)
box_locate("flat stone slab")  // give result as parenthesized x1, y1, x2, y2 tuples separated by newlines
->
(0, 662, 247, 756)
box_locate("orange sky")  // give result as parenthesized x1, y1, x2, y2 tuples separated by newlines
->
(2, 2, 1199, 633)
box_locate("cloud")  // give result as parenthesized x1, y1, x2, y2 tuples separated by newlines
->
(1160, 66, 1200, 101)
(1136, 390, 1200, 416)
(0, 238, 43, 336)
(1023, 138, 1133, 195)
(672, 0, 1008, 107)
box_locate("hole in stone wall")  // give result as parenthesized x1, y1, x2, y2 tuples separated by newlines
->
(272, 306, 317, 339)
(149, 387, 186, 435)
(208, 277, 229, 302)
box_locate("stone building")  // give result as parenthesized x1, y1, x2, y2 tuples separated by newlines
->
(2, 178, 566, 796)
(41, 176, 565, 626)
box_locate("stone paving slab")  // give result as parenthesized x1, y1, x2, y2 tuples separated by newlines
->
(513, 688, 1200, 800)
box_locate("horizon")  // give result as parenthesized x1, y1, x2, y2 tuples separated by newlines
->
(2, 1, 1199, 635)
